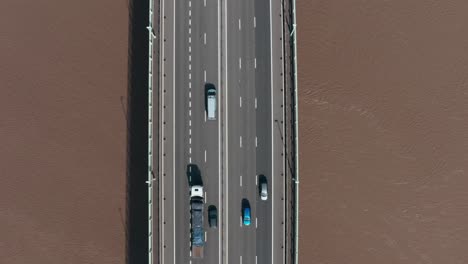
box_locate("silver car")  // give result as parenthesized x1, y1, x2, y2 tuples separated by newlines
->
(260, 182, 268, 201)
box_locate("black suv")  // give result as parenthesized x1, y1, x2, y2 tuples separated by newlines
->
(208, 205, 217, 228)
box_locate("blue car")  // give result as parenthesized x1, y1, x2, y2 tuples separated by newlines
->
(243, 207, 251, 226)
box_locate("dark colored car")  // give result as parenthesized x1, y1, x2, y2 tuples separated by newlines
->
(208, 205, 217, 228)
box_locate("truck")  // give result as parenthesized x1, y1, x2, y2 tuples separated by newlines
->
(190, 185, 205, 258)
(207, 87, 217, 121)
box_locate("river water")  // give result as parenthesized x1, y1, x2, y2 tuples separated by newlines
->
(0, 1, 128, 263)
(298, 0, 468, 263)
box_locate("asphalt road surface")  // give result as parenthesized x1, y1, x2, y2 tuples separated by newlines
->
(159, 0, 285, 263)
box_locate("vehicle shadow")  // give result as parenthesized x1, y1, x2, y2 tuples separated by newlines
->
(258, 174, 268, 195)
(125, 0, 149, 263)
(186, 164, 203, 187)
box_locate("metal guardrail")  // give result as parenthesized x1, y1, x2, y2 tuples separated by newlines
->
(290, 0, 300, 263)
(147, 0, 156, 263)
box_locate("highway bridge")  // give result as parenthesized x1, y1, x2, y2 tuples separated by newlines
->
(149, 0, 299, 263)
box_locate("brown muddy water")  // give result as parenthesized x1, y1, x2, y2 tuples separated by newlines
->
(298, 0, 468, 263)
(0, 0, 150, 263)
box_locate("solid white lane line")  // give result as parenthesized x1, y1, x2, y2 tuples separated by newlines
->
(240, 97, 242, 108)
(255, 58, 257, 69)
(239, 57, 242, 69)
(239, 19, 241, 30)
(240, 136, 242, 148)
(240, 175, 242, 186)
(269, 0, 275, 262)
(217, 0, 222, 262)
(224, 0, 229, 261)
(255, 98, 257, 109)
(204, 33, 207, 44)
(204, 150, 207, 162)
(254, 16, 256, 28)
(172, 0, 176, 262)
(204, 70, 207, 82)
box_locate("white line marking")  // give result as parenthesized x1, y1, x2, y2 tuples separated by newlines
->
(189, 37, 191, 43)
(204, 70, 207, 82)
(240, 97, 242, 108)
(256, 256, 258, 264)
(204, 33, 207, 44)
(256, 175, 258, 185)
(239, 57, 242, 69)
(189, 119, 191, 126)
(240, 216, 242, 227)
(205, 150, 207, 162)
(189, 10, 191, 17)
(255, 137, 258, 147)
(256, 218, 258, 228)
(189, 27, 191, 34)
(189, 91, 191, 98)
(189, 46, 191, 53)
(240, 255, 243, 264)
(205, 231, 207, 241)
(239, 19, 241, 30)
(240, 136, 242, 148)
(217, 0, 222, 262)
(189, 1, 191, 7)
(269, 0, 275, 262)
(189, 128, 191, 135)
(189, 157, 192, 163)
(224, 0, 229, 262)
(160, 0, 166, 262)
(189, 109, 191, 116)
(204, 0, 206, 6)
(240, 175, 242, 186)
(254, 16, 256, 28)
(255, 58, 257, 69)
(189, 64, 191, 71)
(189, 55, 191, 61)
(189, 82, 191, 89)
(172, 0, 176, 262)
(189, 138, 191, 144)
(189, 19, 191, 26)
(189, 73, 191, 79)
(255, 98, 257, 109)
(205, 193, 207, 203)
(189, 147, 191, 154)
